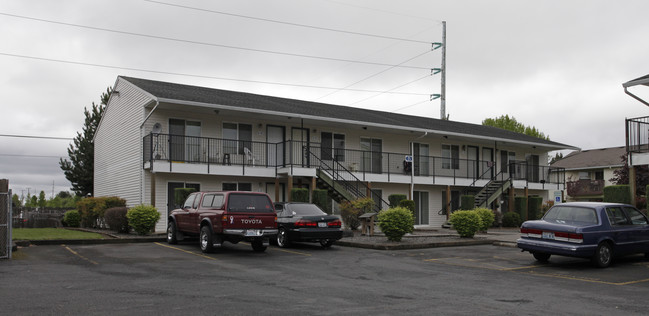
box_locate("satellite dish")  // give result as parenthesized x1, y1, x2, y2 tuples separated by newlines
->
(152, 123, 162, 134)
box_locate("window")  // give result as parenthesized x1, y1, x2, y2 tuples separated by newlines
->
(227, 193, 274, 213)
(202, 194, 225, 208)
(183, 193, 198, 209)
(545, 206, 598, 225)
(321, 132, 345, 161)
(579, 172, 590, 180)
(222, 183, 252, 191)
(442, 144, 459, 169)
(223, 123, 252, 154)
(625, 207, 648, 225)
(606, 207, 629, 225)
(595, 171, 604, 180)
(500, 150, 516, 173)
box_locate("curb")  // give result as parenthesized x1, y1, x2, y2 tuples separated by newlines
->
(14, 237, 166, 247)
(335, 238, 494, 250)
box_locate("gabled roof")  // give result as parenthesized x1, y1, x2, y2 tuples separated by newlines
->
(551, 146, 626, 170)
(120, 76, 575, 150)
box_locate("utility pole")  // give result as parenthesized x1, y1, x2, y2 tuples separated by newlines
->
(440, 21, 447, 120)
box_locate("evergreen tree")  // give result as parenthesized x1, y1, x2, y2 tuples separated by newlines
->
(38, 191, 46, 208)
(60, 87, 111, 196)
(482, 115, 549, 140)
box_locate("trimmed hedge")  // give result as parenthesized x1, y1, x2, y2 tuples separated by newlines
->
(603, 185, 631, 204)
(105, 207, 129, 233)
(502, 211, 521, 227)
(388, 194, 407, 208)
(398, 200, 415, 215)
(291, 188, 309, 202)
(127, 205, 160, 235)
(76, 196, 126, 228)
(449, 210, 482, 238)
(528, 196, 543, 220)
(312, 189, 331, 214)
(514, 197, 527, 221)
(377, 207, 414, 242)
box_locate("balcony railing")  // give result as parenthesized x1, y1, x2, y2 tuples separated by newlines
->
(626, 116, 649, 153)
(567, 179, 605, 196)
(143, 133, 565, 185)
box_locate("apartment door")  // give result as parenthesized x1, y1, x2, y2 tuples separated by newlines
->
(169, 119, 201, 162)
(291, 127, 310, 166)
(167, 182, 200, 215)
(267, 125, 285, 167)
(482, 147, 494, 179)
(361, 138, 382, 173)
(467, 146, 479, 179)
(413, 143, 430, 176)
(526, 154, 540, 182)
(414, 191, 430, 225)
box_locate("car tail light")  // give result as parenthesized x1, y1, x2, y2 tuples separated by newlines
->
(328, 219, 342, 228)
(520, 227, 542, 238)
(294, 219, 317, 228)
(554, 232, 583, 243)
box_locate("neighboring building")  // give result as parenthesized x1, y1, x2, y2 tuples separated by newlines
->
(550, 147, 625, 201)
(94, 76, 575, 232)
(624, 74, 649, 204)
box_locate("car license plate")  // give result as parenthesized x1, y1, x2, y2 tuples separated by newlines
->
(245, 229, 261, 236)
(318, 222, 327, 228)
(542, 232, 555, 240)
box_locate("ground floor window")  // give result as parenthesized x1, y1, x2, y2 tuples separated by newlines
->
(223, 182, 252, 191)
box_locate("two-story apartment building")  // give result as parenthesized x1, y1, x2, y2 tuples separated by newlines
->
(550, 147, 625, 201)
(94, 76, 575, 232)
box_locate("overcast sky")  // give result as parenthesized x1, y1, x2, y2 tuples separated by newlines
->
(2, 0, 649, 199)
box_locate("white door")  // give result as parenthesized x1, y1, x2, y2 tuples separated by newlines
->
(267, 125, 284, 167)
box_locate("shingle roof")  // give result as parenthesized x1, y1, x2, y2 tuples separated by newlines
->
(121, 76, 574, 150)
(623, 74, 649, 88)
(551, 146, 626, 170)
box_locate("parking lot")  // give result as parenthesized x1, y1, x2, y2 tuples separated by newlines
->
(3, 241, 649, 315)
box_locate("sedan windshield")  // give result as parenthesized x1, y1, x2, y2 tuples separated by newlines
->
(543, 206, 598, 225)
(288, 204, 326, 216)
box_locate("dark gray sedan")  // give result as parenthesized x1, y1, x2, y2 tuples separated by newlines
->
(274, 202, 343, 248)
(517, 202, 649, 268)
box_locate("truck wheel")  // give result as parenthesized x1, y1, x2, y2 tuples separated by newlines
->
(200, 226, 214, 253)
(277, 228, 290, 248)
(252, 239, 267, 252)
(167, 221, 178, 244)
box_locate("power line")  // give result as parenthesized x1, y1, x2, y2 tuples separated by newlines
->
(0, 52, 430, 96)
(144, 0, 431, 44)
(0, 12, 429, 70)
(0, 134, 73, 140)
(350, 74, 433, 106)
(0, 153, 64, 159)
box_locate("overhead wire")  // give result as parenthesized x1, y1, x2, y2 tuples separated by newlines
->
(144, 0, 431, 44)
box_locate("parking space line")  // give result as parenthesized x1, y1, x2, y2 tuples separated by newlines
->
(154, 242, 219, 260)
(271, 248, 312, 257)
(62, 245, 98, 265)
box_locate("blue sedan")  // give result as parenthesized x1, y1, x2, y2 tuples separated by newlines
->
(517, 202, 649, 268)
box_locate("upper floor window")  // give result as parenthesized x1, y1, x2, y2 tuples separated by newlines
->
(321, 132, 345, 161)
(223, 123, 252, 154)
(442, 144, 459, 169)
(578, 171, 590, 180)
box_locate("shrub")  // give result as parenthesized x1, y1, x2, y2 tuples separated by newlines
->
(312, 189, 331, 214)
(460, 195, 475, 211)
(377, 207, 414, 242)
(388, 194, 407, 208)
(63, 210, 81, 227)
(398, 200, 415, 215)
(76, 196, 126, 228)
(502, 211, 521, 227)
(126, 205, 161, 235)
(291, 188, 309, 202)
(449, 210, 482, 238)
(104, 207, 129, 233)
(528, 196, 543, 220)
(474, 208, 495, 232)
(514, 196, 527, 220)
(603, 185, 631, 204)
(340, 198, 375, 230)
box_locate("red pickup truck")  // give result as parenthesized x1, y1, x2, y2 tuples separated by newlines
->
(167, 191, 278, 252)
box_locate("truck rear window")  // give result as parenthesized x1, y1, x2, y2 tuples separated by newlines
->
(227, 194, 274, 213)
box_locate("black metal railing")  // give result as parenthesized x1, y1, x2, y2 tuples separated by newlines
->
(143, 133, 565, 186)
(626, 116, 649, 154)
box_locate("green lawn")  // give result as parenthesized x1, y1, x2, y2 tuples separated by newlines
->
(12, 228, 105, 241)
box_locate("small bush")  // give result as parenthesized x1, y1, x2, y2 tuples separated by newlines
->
(104, 207, 129, 233)
(388, 194, 407, 208)
(63, 210, 81, 227)
(291, 188, 309, 202)
(398, 200, 415, 215)
(126, 205, 161, 235)
(502, 211, 521, 228)
(340, 198, 375, 230)
(377, 207, 414, 242)
(76, 196, 126, 228)
(449, 210, 482, 238)
(474, 208, 495, 232)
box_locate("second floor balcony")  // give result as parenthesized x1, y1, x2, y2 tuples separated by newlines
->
(143, 133, 565, 188)
(567, 179, 605, 197)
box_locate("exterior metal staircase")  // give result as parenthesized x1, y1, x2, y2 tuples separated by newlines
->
(473, 179, 511, 208)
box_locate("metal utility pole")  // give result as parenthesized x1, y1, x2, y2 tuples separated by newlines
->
(440, 21, 447, 120)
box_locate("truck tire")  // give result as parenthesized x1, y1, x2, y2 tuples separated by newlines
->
(251, 239, 267, 252)
(200, 226, 215, 253)
(167, 221, 178, 244)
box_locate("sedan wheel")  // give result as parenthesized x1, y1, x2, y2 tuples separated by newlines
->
(167, 221, 178, 244)
(200, 226, 214, 253)
(592, 242, 613, 268)
(320, 239, 334, 248)
(532, 252, 550, 262)
(277, 228, 290, 248)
